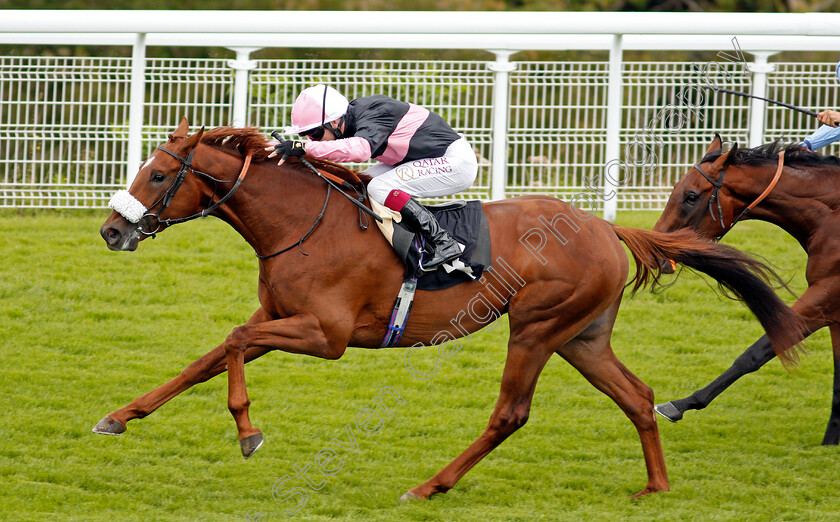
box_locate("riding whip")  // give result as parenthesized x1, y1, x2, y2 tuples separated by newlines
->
(702, 85, 819, 118)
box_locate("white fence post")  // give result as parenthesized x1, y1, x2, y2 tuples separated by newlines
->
(603, 34, 623, 222)
(747, 52, 777, 148)
(126, 32, 146, 186)
(226, 47, 260, 128)
(488, 50, 516, 201)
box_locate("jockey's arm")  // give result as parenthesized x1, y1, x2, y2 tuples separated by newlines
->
(305, 137, 373, 163)
(802, 110, 840, 151)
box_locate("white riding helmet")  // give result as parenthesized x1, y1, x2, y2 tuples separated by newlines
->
(284, 85, 349, 135)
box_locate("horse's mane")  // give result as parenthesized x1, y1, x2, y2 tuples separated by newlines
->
(201, 126, 371, 184)
(700, 139, 840, 169)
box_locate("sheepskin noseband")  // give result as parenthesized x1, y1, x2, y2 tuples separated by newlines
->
(108, 190, 148, 224)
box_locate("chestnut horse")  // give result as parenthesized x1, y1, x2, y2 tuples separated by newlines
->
(96, 119, 805, 500)
(654, 134, 840, 445)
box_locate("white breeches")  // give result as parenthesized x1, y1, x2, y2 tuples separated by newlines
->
(365, 137, 478, 205)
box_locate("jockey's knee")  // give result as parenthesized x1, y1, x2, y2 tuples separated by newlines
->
(366, 178, 392, 206)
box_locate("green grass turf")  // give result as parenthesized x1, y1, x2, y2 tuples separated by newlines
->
(0, 209, 837, 521)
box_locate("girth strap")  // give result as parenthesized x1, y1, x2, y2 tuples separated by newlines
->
(380, 277, 418, 348)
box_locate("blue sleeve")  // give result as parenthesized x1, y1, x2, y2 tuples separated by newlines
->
(802, 124, 840, 151)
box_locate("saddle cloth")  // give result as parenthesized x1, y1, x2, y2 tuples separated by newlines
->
(370, 199, 492, 291)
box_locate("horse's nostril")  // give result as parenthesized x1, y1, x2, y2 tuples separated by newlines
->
(101, 226, 121, 245)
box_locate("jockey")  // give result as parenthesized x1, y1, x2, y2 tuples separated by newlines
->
(268, 85, 478, 272)
(802, 60, 840, 151)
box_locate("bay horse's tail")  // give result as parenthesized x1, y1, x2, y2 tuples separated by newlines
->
(610, 224, 806, 365)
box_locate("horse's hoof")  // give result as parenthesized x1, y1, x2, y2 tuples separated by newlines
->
(399, 491, 423, 503)
(92, 416, 126, 435)
(654, 402, 683, 422)
(240, 432, 263, 459)
(631, 485, 668, 498)
(659, 258, 676, 274)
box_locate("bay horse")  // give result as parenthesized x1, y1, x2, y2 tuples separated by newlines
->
(654, 134, 840, 445)
(96, 118, 805, 500)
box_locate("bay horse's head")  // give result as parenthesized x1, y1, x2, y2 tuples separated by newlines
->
(101, 117, 207, 251)
(654, 134, 741, 242)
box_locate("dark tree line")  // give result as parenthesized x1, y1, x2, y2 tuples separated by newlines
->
(1, 1, 838, 59)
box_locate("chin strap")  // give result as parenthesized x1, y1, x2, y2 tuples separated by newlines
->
(325, 115, 346, 139)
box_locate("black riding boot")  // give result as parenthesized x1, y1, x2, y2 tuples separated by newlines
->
(399, 198, 462, 271)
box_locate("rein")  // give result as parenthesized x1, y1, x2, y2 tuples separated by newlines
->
(255, 156, 380, 259)
(693, 150, 785, 240)
(254, 181, 332, 259)
(255, 132, 382, 259)
(729, 150, 785, 229)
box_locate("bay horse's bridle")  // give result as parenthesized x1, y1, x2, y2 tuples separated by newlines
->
(691, 150, 785, 241)
(137, 146, 251, 237)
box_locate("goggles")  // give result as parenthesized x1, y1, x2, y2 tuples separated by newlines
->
(299, 125, 326, 141)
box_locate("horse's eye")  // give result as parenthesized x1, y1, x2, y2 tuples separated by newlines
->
(150, 173, 166, 183)
(684, 192, 700, 204)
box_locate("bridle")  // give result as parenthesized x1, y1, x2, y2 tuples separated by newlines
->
(133, 141, 379, 260)
(691, 160, 725, 235)
(691, 150, 785, 240)
(137, 146, 252, 237)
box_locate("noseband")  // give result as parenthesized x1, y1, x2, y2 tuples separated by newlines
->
(138, 146, 251, 236)
(691, 150, 784, 241)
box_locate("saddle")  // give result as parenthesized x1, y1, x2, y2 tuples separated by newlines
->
(370, 199, 492, 291)
(370, 198, 493, 348)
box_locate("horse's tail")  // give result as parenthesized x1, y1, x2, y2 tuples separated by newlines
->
(610, 224, 806, 366)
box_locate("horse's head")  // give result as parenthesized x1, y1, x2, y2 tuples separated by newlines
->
(101, 117, 205, 251)
(654, 133, 740, 241)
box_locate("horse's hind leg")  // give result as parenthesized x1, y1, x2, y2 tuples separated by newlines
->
(93, 308, 272, 435)
(401, 282, 605, 501)
(822, 324, 840, 445)
(402, 335, 554, 501)
(557, 298, 669, 497)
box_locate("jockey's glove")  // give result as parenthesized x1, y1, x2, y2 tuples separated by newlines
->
(274, 140, 306, 158)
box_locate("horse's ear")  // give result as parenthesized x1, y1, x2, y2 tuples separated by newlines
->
(712, 141, 738, 171)
(182, 126, 205, 153)
(706, 133, 723, 154)
(726, 142, 739, 165)
(169, 117, 190, 141)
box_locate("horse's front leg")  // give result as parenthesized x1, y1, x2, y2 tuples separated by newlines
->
(223, 311, 348, 458)
(823, 324, 840, 445)
(93, 308, 273, 435)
